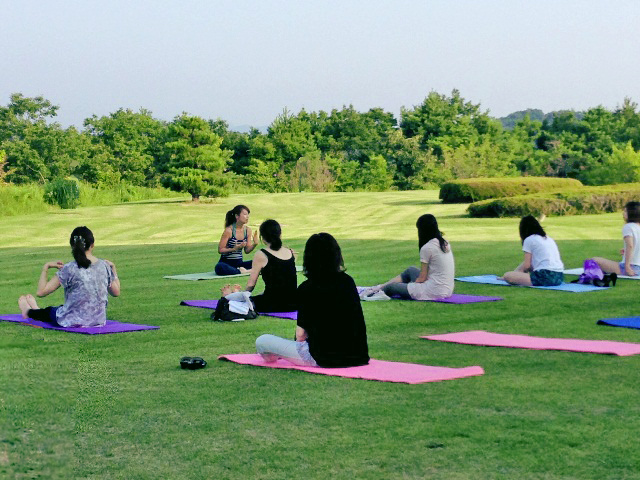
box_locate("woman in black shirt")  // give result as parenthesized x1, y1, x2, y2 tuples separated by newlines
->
(246, 219, 297, 312)
(256, 233, 369, 367)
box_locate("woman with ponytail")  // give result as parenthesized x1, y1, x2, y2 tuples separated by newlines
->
(18, 226, 120, 327)
(243, 219, 297, 312)
(360, 214, 455, 301)
(214, 204, 259, 276)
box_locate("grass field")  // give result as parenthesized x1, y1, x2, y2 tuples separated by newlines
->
(1, 191, 639, 479)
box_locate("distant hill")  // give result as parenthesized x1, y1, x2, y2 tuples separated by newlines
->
(499, 109, 585, 130)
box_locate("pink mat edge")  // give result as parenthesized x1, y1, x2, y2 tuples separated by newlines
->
(421, 330, 640, 356)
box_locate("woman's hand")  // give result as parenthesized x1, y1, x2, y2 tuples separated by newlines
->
(44, 261, 64, 270)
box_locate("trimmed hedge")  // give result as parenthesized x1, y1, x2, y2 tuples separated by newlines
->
(467, 183, 640, 217)
(439, 177, 584, 203)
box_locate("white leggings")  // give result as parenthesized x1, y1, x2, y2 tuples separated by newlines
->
(255, 334, 318, 366)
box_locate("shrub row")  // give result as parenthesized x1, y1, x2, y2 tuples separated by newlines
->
(0, 182, 186, 216)
(467, 183, 640, 217)
(439, 177, 584, 203)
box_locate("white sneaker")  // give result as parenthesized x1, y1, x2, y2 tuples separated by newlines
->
(362, 290, 391, 301)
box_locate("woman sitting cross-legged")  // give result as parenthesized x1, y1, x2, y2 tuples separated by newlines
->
(256, 232, 369, 367)
(245, 219, 298, 313)
(500, 215, 564, 286)
(360, 214, 455, 301)
(18, 226, 120, 328)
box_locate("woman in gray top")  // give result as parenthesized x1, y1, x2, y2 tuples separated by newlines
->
(18, 226, 121, 327)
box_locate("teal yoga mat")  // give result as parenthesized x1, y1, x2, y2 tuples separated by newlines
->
(165, 265, 303, 281)
(455, 275, 609, 292)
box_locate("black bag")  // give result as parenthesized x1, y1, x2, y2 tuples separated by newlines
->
(211, 297, 258, 322)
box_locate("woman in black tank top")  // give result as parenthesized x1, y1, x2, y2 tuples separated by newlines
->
(246, 220, 297, 312)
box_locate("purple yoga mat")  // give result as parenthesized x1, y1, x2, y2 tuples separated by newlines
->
(219, 354, 484, 384)
(357, 287, 502, 304)
(0, 314, 159, 335)
(180, 300, 298, 320)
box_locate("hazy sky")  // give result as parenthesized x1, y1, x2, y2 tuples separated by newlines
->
(3, 0, 639, 128)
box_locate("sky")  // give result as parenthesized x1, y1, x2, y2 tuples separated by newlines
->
(2, 0, 639, 129)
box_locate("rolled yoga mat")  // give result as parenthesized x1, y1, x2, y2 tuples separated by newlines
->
(0, 314, 159, 335)
(219, 354, 484, 384)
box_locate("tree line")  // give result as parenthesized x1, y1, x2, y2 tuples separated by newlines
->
(1, 90, 639, 199)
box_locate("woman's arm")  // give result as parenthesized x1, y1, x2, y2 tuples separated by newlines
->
(624, 235, 636, 276)
(520, 252, 533, 272)
(295, 326, 308, 342)
(218, 228, 245, 254)
(244, 227, 258, 254)
(105, 260, 121, 296)
(37, 261, 63, 297)
(245, 251, 267, 291)
(415, 262, 429, 283)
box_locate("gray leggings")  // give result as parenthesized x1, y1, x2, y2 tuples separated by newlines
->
(382, 266, 420, 299)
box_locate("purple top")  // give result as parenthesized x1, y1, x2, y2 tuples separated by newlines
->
(55, 259, 116, 327)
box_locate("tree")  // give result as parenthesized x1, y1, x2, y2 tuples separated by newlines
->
(84, 108, 166, 186)
(160, 114, 233, 200)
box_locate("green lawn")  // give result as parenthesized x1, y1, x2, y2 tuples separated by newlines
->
(1, 191, 638, 479)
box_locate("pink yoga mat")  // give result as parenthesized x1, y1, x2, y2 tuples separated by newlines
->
(422, 330, 640, 356)
(219, 354, 484, 384)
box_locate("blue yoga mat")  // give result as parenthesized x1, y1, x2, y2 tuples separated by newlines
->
(597, 317, 640, 330)
(455, 275, 609, 292)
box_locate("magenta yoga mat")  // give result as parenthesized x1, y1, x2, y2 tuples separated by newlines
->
(0, 314, 159, 335)
(422, 330, 640, 356)
(219, 354, 484, 384)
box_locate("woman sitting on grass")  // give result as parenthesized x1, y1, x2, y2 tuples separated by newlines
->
(18, 226, 120, 327)
(244, 219, 297, 313)
(360, 214, 455, 301)
(214, 204, 258, 276)
(256, 233, 369, 367)
(500, 215, 564, 286)
(592, 201, 640, 278)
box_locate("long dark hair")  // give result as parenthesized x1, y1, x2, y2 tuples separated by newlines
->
(224, 205, 249, 227)
(260, 219, 283, 250)
(70, 226, 94, 269)
(416, 214, 448, 253)
(519, 215, 546, 244)
(303, 233, 345, 280)
(625, 201, 640, 223)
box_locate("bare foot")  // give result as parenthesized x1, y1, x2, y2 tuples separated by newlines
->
(18, 296, 31, 319)
(221, 284, 232, 296)
(26, 294, 39, 309)
(231, 284, 242, 293)
(238, 267, 249, 274)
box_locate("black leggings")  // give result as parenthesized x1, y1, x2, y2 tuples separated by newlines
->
(27, 306, 60, 326)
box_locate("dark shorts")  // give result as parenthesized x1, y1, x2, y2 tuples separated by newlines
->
(530, 269, 564, 287)
(27, 306, 60, 326)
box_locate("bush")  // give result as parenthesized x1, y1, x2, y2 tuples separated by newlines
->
(0, 184, 51, 216)
(439, 177, 584, 203)
(43, 178, 81, 209)
(468, 183, 640, 217)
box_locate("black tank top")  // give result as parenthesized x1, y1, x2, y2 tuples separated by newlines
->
(260, 249, 297, 307)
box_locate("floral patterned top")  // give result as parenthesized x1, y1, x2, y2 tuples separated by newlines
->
(55, 259, 116, 327)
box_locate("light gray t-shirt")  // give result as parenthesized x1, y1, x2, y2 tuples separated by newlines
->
(622, 222, 640, 266)
(408, 238, 455, 300)
(55, 259, 116, 327)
